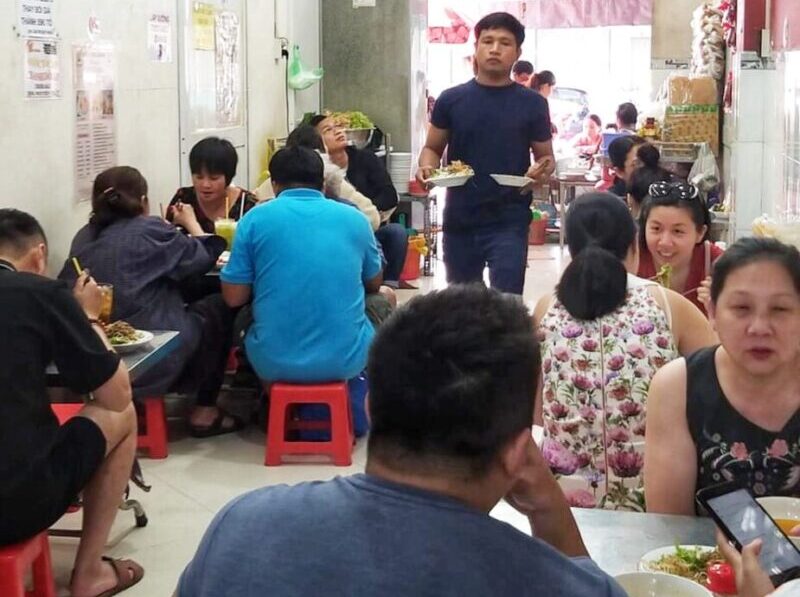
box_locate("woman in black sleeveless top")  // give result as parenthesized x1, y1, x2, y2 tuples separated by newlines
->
(644, 238, 800, 515)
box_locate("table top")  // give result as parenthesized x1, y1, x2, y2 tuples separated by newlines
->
(47, 330, 180, 385)
(491, 502, 715, 576)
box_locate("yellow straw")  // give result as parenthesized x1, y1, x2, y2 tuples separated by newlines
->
(225, 194, 230, 218)
(71, 257, 83, 276)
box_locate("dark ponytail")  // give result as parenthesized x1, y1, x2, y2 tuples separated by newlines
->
(90, 166, 147, 233)
(627, 144, 672, 208)
(556, 193, 636, 320)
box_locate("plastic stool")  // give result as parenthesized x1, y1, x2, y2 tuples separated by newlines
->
(265, 382, 354, 466)
(137, 397, 168, 459)
(0, 532, 56, 597)
(51, 398, 168, 459)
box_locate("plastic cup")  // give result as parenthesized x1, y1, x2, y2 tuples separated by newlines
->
(97, 284, 113, 324)
(214, 218, 237, 250)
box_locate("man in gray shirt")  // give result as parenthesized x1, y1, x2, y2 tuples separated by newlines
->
(177, 285, 626, 596)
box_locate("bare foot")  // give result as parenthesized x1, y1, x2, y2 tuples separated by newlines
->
(189, 405, 220, 428)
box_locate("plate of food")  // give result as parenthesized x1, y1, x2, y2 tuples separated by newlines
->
(103, 321, 154, 354)
(427, 161, 474, 187)
(490, 174, 533, 188)
(639, 545, 722, 586)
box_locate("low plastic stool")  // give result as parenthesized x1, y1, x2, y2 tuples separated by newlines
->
(0, 532, 56, 597)
(265, 382, 354, 466)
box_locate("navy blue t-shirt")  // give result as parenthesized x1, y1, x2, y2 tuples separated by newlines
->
(432, 79, 552, 231)
(178, 474, 626, 597)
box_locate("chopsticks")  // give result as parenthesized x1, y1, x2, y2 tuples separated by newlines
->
(71, 257, 83, 276)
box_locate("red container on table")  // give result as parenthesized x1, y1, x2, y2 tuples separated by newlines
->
(707, 562, 737, 596)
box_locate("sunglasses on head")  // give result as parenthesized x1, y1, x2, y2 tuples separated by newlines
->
(648, 181, 699, 200)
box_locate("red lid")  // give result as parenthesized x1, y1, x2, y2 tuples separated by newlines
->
(707, 562, 737, 594)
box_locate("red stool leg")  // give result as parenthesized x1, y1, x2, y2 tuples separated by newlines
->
(31, 533, 55, 597)
(329, 387, 353, 466)
(265, 390, 288, 466)
(138, 397, 168, 459)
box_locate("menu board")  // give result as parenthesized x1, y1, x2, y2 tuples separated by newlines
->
(73, 42, 116, 201)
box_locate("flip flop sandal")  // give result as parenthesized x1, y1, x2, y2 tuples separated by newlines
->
(93, 557, 144, 597)
(189, 410, 245, 438)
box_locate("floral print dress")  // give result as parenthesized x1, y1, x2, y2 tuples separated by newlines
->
(538, 275, 679, 511)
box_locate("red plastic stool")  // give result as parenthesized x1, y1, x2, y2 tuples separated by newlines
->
(52, 398, 168, 459)
(265, 382, 354, 466)
(137, 397, 168, 459)
(0, 532, 56, 597)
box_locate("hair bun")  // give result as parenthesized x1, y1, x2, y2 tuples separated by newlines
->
(637, 143, 661, 169)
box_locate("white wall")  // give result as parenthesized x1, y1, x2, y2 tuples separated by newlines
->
(0, 0, 311, 270)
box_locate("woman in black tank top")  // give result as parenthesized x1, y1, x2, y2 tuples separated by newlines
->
(644, 238, 800, 515)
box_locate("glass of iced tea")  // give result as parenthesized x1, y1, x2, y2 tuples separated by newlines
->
(97, 283, 114, 324)
(214, 218, 237, 250)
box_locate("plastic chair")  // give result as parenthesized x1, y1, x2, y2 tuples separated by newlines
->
(0, 532, 56, 597)
(265, 382, 354, 466)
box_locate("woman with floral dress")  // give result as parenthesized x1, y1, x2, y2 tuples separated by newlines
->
(533, 193, 716, 511)
(646, 238, 800, 514)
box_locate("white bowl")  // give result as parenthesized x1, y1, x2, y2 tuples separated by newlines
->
(614, 572, 713, 597)
(490, 174, 532, 188)
(427, 174, 472, 188)
(757, 496, 800, 548)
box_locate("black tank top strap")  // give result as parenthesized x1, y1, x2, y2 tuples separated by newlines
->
(685, 346, 723, 445)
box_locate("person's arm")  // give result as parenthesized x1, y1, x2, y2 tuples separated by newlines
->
(359, 151, 399, 212)
(221, 283, 252, 308)
(339, 179, 381, 231)
(532, 295, 550, 427)
(416, 125, 449, 184)
(360, 214, 384, 293)
(527, 139, 556, 183)
(506, 439, 588, 557)
(643, 359, 698, 514)
(663, 288, 718, 355)
(717, 532, 776, 597)
(171, 202, 206, 237)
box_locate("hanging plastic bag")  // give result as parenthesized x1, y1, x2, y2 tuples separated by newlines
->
(287, 44, 323, 90)
(688, 142, 720, 192)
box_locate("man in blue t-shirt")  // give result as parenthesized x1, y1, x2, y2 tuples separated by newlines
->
(177, 285, 626, 597)
(417, 12, 555, 295)
(220, 146, 383, 385)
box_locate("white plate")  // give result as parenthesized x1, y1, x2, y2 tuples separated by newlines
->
(638, 545, 717, 578)
(426, 174, 472, 188)
(490, 174, 532, 188)
(615, 572, 713, 597)
(111, 330, 154, 354)
(216, 250, 230, 268)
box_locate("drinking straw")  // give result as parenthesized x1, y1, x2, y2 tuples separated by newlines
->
(225, 194, 230, 218)
(71, 257, 83, 276)
(159, 203, 166, 220)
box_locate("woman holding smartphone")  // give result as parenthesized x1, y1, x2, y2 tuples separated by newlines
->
(645, 237, 800, 515)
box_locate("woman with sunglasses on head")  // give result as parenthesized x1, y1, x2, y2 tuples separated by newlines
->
(637, 181, 723, 315)
(645, 237, 800, 515)
(533, 193, 715, 511)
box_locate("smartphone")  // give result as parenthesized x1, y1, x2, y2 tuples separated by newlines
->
(697, 482, 800, 586)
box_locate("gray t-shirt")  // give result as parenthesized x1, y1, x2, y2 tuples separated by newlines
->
(178, 474, 625, 596)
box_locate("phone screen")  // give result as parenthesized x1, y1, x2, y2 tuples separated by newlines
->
(706, 488, 800, 576)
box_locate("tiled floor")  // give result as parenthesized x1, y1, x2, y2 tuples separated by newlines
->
(47, 243, 567, 596)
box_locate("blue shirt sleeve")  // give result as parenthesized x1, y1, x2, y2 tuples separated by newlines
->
(220, 211, 254, 285)
(529, 93, 553, 143)
(570, 557, 629, 597)
(431, 90, 453, 130)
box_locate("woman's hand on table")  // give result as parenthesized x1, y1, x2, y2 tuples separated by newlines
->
(72, 270, 103, 321)
(716, 531, 775, 597)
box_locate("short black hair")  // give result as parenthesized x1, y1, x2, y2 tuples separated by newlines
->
(616, 102, 638, 128)
(557, 193, 636, 320)
(189, 137, 238, 185)
(711, 237, 800, 303)
(308, 114, 328, 129)
(286, 124, 325, 153)
(474, 12, 525, 47)
(512, 60, 534, 75)
(532, 70, 556, 90)
(269, 146, 324, 191)
(367, 285, 539, 477)
(0, 208, 47, 257)
(607, 135, 644, 170)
